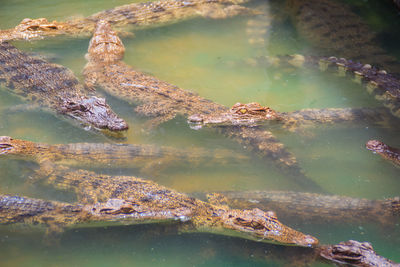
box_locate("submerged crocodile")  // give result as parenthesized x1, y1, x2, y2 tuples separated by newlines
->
(0, 136, 248, 174)
(2, 194, 398, 266)
(245, 2, 272, 49)
(83, 20, 323, 192)
(231, 238, 400, 267)
(207, 190, 400, 226)
(188, 102, 395, 131)
(285, 0, 400, 74)
(0, 0, 255, 42)
(0, 42, 128, 136)
(0, 164, 319, 247)
(366, 140, 400, 167)
(236, 54, 400, 119)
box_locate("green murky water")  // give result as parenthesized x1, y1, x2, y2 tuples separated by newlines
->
(0, 0, 399, 266)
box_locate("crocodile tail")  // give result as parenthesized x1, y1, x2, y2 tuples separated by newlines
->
(220, 126, 325, 193)
(240, 54, 400, 119)
(286, 0, 400, 73)
(245, 2, 272, 52)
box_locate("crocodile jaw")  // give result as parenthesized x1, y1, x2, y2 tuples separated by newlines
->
(60, 96, 128, 132)
(0, 136, 14, 155)
(220, 208, 319, 247)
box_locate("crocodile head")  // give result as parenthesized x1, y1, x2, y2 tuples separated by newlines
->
(188, 102, 282, 128)
(319, 240, 391, 266)
(0, 136, 35, 156)
(220, 208, 319, 247)
(60, 96, 128, 133)
(366, 140, 388, 154)
(12, 18, 65, 40)
(86, 20, 125, 63)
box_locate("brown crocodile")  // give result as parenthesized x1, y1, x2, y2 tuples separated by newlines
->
(236, 54, 400, 119)
(2, 194, 399, 266)
(0, 0, 255, 42)
(0, 136, 249, 174)
(188, 102, 396, 132)
(366, 140, 400, 168)
(206, 190, 400, 226)
(0, 42, 128, 136)
(0, 163, 319, 247)
(83, 20, 324, 192)
(285, 0, 400, 74)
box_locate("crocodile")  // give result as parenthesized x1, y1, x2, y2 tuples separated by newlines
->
(0, 42, 128, 136)
(83, 20, 324, 192)
(206, 190, 400, 226)
(0, 0, 255, 42)
(0, 164, 319, 247)
(366, 140, 400, 167)
(188, 102, 396, 132)
(2, 194, 399, 266)
(228, 238, 400, 267)
(285, 0, 400, 74)
(235, 54, 400, 119)
(0, 136, 249, 174)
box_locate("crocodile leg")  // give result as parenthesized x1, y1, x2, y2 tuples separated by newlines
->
(219, 126, 325, 192)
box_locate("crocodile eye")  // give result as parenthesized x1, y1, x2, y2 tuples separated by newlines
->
(239, 108, 247, 114)
(79, 104, 88, 111)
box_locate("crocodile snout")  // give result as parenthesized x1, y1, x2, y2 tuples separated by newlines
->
(366, 140, 385, 153)
(107, 117, 129, 131)
(62, 96, 129, 132)
(296, 234, 319, 248)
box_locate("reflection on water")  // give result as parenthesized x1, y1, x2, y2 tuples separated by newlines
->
(0, 0, 399, 265)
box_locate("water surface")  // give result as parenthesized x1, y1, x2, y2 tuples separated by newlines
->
(0, 0, 399, 266)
